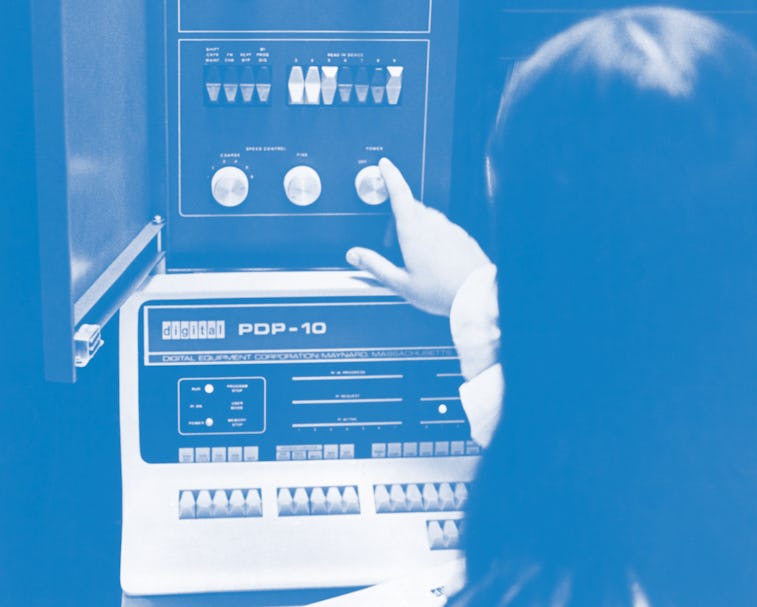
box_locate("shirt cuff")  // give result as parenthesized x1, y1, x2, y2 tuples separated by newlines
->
(459, 363, 504, 449)
(449, 263, 500, 381)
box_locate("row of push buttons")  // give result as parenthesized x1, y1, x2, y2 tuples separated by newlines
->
(371, 440, 481, 459)
(275, 443, 354, 461)
(179, 488, 262, 519)
(288, 65, 403, 106)
(427, 519, 463, 550)
(204, 64, 272, 104)
(179, 446, 259, 463)
(277, 486, 360, 516)
(373, 482, 468, 513)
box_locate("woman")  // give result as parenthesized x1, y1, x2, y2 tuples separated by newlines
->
(349, 7, 757, 605)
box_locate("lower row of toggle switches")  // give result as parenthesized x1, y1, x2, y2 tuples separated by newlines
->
(374, 482, 468, 513)
(427, 519, 463, 550)
(179, 489, 262, 519)
(278, 486, 360, 516)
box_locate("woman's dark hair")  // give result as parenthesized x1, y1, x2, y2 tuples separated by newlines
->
(456, 8, 757, 606)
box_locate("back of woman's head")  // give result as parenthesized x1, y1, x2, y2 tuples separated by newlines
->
(458, 7, 757, 606)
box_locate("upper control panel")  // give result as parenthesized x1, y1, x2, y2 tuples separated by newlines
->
(165, 1, 460, 269)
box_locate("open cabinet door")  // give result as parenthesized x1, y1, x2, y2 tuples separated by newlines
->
(31, 0, 166, 382)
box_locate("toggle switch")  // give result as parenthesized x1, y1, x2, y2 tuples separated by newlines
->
(222, 66, 238, 103)
(304, 66, 321, 105)
(228, 489, 245, 516)
(179, 491, 196, 519)
(239, 66, 255, 103)
(321, 66, 338, 105)
(370, 67, 386, 104)
(204, 65, 222, 103)
(211, 490, 229, 517)
(256, 66, 272, 103)
(196, 490, 212, 518)
(288, 66, 306, 105)
(354, 66, 370, 104)
(310, 487, 327, 515)
(338, 66, 353, 103)
(386, 66, 404, 105)
(354, 165, 389, 205)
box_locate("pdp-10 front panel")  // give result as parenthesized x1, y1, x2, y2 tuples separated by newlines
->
(165, 0, 460, 268)
(120, 272, 479, 594)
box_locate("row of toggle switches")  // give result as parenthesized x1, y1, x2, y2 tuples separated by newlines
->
(374, 482, 468, 513)
(278, 486, 360, 516)
(427, 519, 463, 550)
(288, 65, 403, 106)
(205, 65, 272, 104)
(179, 488, 262, 519)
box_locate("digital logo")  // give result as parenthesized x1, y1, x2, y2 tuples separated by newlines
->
(161, 320, 226, 340)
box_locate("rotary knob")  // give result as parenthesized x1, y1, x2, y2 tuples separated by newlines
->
(355, 165, 389, 205)
(211, 166, 249, 207)
(283, 165, 322, 207)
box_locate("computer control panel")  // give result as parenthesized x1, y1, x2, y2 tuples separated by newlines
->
(164, 0, 460, 268)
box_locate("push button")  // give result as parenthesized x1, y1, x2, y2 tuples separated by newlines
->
(304, 66, 321, 105)
(386, 66, 404, 105)
(239, 66, 255, 103)
(321, 66, 338, 105)
(288, 66, 306, 105)
(179, 491, 196, 519)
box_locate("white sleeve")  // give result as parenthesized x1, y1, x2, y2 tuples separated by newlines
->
(449, 263, 504, 449)
(459, 364, 504, 449)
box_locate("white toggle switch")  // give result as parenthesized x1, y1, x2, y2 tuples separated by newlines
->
(196, 490, 212, 518)
(342, 486, 360, 514)
(288, 66, 305, 104)
(211, 166, 249, 208)
(354, 165, 389, 205)
(293, 487, 310, 515)
(405, 484, 423, 512)
(228, 489, 245, 516)
(310, 487, 327, 515)
(422, 483, 440, 511)
(374, 485, 391, 513)
(321, 66, 338, 105)
(283, 165, 322, 206)
(211, 490, 229, 517)
(304, 66, 321, 105)
(442, 520, 460, 548)
(178, 491, 196, 519)
(325, 486, 343, 514)
(277, 488, 294, 515)
(427, 521, 445, 549)
(386, 66, 404, 105)
(245, 489, 262, 517)
(389, 484, 407, 512)
(438, 483, 455, 511)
